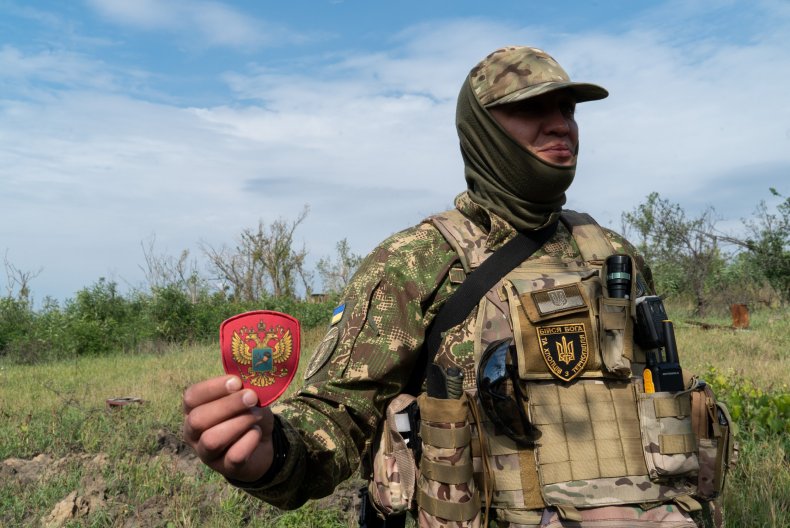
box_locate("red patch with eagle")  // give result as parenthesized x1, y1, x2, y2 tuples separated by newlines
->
(220, 311, 301, 407)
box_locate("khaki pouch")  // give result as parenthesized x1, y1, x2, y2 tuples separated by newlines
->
(369, 394, 418, 515)
(637, 391, 699, 479)
(416, 393, 481, 527)
(692, 386, 738, 499)
(509, 278, 602, 380)
(598, 296, 634, 377)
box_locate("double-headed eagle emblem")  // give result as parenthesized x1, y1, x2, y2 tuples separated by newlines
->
(231, 322, 293, 387)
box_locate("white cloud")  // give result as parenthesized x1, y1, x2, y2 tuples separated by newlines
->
(84, 0, 301, 49)
(0, 46, 116, 92)
(3, 3, 790, 300)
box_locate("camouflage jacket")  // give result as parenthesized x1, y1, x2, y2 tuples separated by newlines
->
(236, 191, 649, 509)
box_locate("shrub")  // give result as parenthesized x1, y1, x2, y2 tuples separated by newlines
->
(703, 366, 789, 451)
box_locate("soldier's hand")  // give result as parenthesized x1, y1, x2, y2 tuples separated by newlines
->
(183, 375, 274, 483)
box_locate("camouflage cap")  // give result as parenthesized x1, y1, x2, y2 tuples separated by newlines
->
(469, 46, 608, 107)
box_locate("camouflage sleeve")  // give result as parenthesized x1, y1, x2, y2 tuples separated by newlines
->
(603, 227, 656, 295)
(236, 222, 458, 509)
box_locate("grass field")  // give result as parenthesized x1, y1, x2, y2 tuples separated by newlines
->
(1, 307, 788, 527)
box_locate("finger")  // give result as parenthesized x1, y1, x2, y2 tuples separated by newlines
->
(194, 408, 266, 460)
(222, 426, 273, 482)
(184, 389, 259, 442)
(183, 375, 242, 413)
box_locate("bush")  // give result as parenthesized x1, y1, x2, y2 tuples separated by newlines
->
(0, 279, 338, 364)
(0, 297, 34, 351)
(704, 366, 789, 450)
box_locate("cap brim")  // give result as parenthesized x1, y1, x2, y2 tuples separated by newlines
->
(486, 81, 609, 107)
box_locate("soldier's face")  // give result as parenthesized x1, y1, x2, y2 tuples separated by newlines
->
(488, 91, 579, 166)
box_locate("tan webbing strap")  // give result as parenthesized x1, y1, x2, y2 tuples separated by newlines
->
(417, 489, 481, 521)
(691, 390, 708, 439)
(654, 396, 692, 418)
(555, 504, 583, 522)
(418, 394, 470, 423)
(518, 449, 545, 509)
(674, 494, 703, 513)
(420, 423, 471, 449)
(420, 458, 474, 484)
(560, 210, 616, 262)
(660, 433, 697, 454)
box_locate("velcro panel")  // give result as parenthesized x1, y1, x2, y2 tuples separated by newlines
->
(529, 381, 647, 486)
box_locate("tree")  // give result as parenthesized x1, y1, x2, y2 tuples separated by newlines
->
(744, 189, 790, 304)
(622, 193, 724, 316)
(317, 238, 363, 294)
(202, 207, 312, 301)
(718, 188, 790, 305)
(139, 235, 206, 303)
(3, 251, 42, 307)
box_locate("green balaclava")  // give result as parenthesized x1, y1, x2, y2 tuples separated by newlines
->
(457, 46, 608, 232)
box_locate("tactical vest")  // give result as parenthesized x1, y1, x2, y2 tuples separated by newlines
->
(425, 208, 704, 525)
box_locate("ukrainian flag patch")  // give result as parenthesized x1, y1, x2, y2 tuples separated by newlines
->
(331, 303, 345, 326)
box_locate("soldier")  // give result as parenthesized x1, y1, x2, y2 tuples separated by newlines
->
(183, 46, 734, 527)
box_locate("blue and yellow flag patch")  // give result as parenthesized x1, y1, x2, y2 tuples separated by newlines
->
(331, 303, 345, 326)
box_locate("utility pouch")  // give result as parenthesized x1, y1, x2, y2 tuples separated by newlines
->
(508, 276, 602, 381)
(637, 391, 699, 479)
(416, 392, 481, 527)
(598, 296, 634, 377)
(369, 394, 419, 516)
(692, 385, 738, 499)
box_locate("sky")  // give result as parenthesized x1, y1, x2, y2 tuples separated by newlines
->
(1, 0, 789, 303)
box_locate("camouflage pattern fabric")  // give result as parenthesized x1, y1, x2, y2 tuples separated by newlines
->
(369, 394, 419, 515)
(538, 504, 697, 527)
(232, 192, 723, 526)
(416, 393, 481, 527)
(638, 392, 700, 479)
(468, 46, 608, 108)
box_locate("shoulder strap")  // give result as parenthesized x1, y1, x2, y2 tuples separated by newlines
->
(429, 209, 488, 272)
(559, 210, 616, 262)
(405, 222, 558, 395)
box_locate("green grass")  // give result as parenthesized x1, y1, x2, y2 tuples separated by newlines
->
(1, 309, 788, 527)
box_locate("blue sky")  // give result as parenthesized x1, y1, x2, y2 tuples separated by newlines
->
(2, 0, 789, 302)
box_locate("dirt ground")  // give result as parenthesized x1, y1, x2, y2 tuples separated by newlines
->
(1, 429, 360, 527)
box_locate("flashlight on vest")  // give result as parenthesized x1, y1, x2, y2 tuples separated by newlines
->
(605, 254, 632, 299)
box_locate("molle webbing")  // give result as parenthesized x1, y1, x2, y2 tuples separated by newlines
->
(528, 380, 648, 485)
(661, 433, 697, 455)
(420, 457, 474, 484)
(416, 393, 482, 524)
(420, 423, 471, 448)
(654, 395, 692, 418)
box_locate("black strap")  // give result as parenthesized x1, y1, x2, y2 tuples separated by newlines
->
(405, 221, 558, 394)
